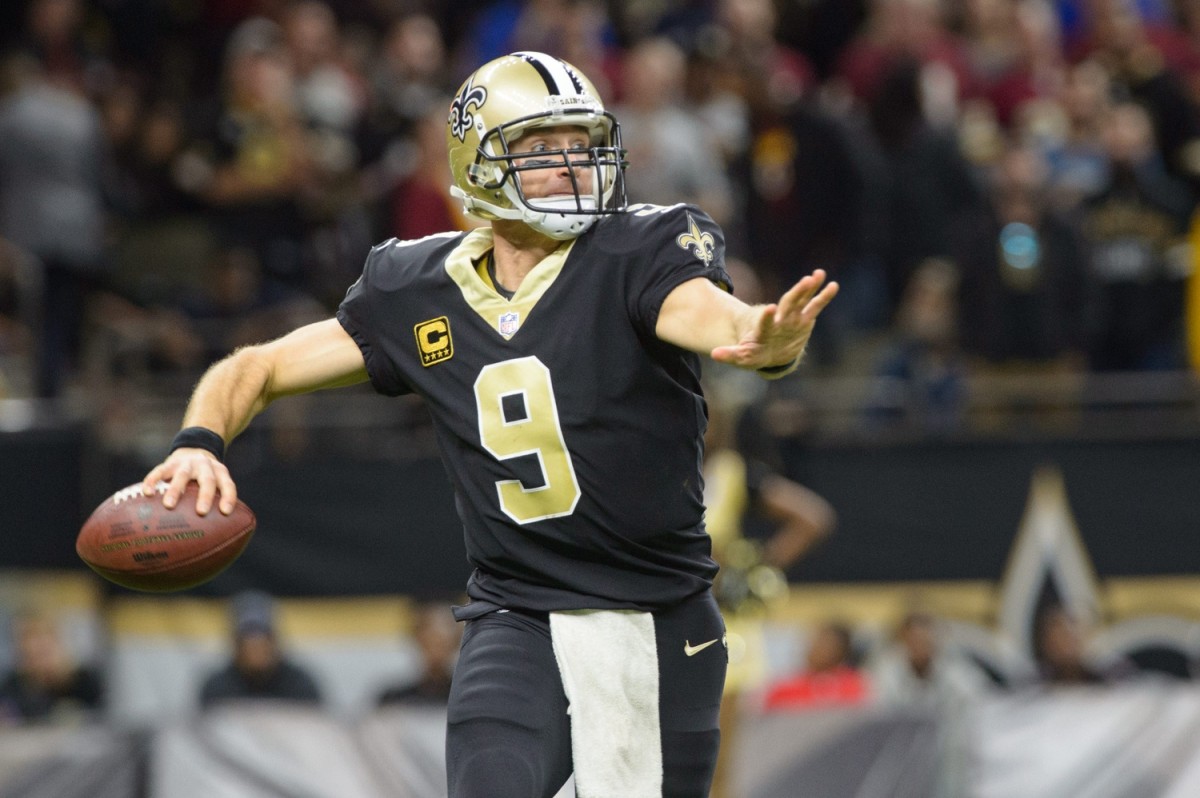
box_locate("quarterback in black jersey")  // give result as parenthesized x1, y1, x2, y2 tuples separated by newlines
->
(143, 51, 837, 798)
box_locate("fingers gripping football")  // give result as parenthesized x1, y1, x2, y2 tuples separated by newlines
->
(142, 449, 237, 516)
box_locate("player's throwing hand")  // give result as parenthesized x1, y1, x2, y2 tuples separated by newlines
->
(142, 448, 238, 517)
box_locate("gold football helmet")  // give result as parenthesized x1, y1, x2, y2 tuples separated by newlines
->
(446, 51, 628, 239)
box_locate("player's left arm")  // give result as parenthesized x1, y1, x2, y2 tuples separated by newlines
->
(655, 270, 839, 376)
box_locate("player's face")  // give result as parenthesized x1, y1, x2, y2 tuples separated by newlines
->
(509, 125, 595, 200)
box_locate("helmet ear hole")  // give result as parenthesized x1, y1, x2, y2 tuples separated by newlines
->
(466, 164, 491, 187)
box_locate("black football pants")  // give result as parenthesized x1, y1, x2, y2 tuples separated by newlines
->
(445, 590, 727, 797)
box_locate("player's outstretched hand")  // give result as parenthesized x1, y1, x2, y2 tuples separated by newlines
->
(711, 269, 839, 370)
(142, 449, 238, 516)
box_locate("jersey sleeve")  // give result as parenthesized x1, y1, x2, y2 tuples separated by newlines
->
(622, 204, 733, 339)
(336, 240, 413, 397)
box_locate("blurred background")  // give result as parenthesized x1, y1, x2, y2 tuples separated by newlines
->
(2, 0, 1200, 795)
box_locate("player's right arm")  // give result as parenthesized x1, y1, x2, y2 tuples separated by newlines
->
(142, 318, 369, 516)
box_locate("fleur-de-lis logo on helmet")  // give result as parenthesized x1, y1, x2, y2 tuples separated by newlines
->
(449, 83, 488, 143)
(676, 212, 716, 266)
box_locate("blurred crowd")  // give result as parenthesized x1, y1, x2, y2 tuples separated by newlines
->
(1, 593, 1187, 728)
(2, 593, 1190, 796)
(0, 591, 463, 726)
(0, 0, 1199, 423)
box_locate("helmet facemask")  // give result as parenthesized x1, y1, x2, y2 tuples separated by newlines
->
(468, 113, 628, 239)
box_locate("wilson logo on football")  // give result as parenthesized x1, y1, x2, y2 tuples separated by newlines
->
(415, 317, 454, 366)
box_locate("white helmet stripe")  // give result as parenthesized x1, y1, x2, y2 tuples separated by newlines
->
(514, 51, 583, 96)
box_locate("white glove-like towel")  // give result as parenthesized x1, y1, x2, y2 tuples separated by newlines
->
(549, 609, 662, 798)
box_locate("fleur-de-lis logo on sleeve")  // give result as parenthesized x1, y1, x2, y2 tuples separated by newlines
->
(449, 84, 488, 143)
(676, 212, 716, 266)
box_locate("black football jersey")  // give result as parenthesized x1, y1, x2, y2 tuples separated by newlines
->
(337, 203, 732, 611)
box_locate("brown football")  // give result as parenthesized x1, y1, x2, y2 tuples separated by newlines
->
(76, 482, 256, 592)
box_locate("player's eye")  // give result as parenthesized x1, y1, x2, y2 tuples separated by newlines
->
(567, 143, 592, 163)
(518, 142, 556, 165)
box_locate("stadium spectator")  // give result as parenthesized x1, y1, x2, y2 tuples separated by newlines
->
(714, 0, 816, 120)
(453, 0, 619, 96)
(1037, 59, 1116, 209)
(868, 610, 989, 708)
(961, 0, 1027, 94)
(364, 13, 454, 148)
(1069, 0, 1200, 189)
(1173, 0, 1200, 105)
(680, 30, 752, 169)
(377, 602, 461, 707)
(387, 101, 481, 241)
(282, 1, 365, 138)
(862, 56, 986, 313)
(358, 18, 461, 279)
(102, 84, 194, 224)
(1081, 99, 1194, 370)
(0, 611, 103, 725)
(834, 0, 974, 111)
(0, 51, 109, 398)
(735, 87, 881, 351)
(150, 243, 321, 387)
(199, 591, 322, 708)
(867, 611, 986, 798)
(969, 0, 1070, 131)
(867, 258, 970, 431)
(279, 0, 373, 280)
(179, 16, 314, 286)
(454, 0, 571, 67)
(1032, 603, 1134, 685)
(762, 620, 869, 710)
(953, 142, 1094, 367)
(15, 0, 111, 97)
(613, 37, 736, 226)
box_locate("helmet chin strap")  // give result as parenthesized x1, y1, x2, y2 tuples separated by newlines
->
(524, 197, 600, 240)
(451, 187, 599, 240)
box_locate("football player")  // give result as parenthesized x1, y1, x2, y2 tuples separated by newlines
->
(142, 51, 838, 797)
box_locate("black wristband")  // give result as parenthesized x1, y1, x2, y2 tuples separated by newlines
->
(757, 357, 799, 376)
(170, 427, 226, 462)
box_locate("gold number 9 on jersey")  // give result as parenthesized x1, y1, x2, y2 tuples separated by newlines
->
(474, 357, 581, 524)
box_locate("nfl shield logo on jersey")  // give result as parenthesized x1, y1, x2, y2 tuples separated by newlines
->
(498, 311, 520, 337)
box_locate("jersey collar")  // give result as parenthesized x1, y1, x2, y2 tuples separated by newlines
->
(444, 228, 577, 340)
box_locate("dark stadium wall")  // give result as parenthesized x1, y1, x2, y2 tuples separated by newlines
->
(782, 436, 1200, 583)
(2, 430, 1197, 595)
(0, 427, 85, 568)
